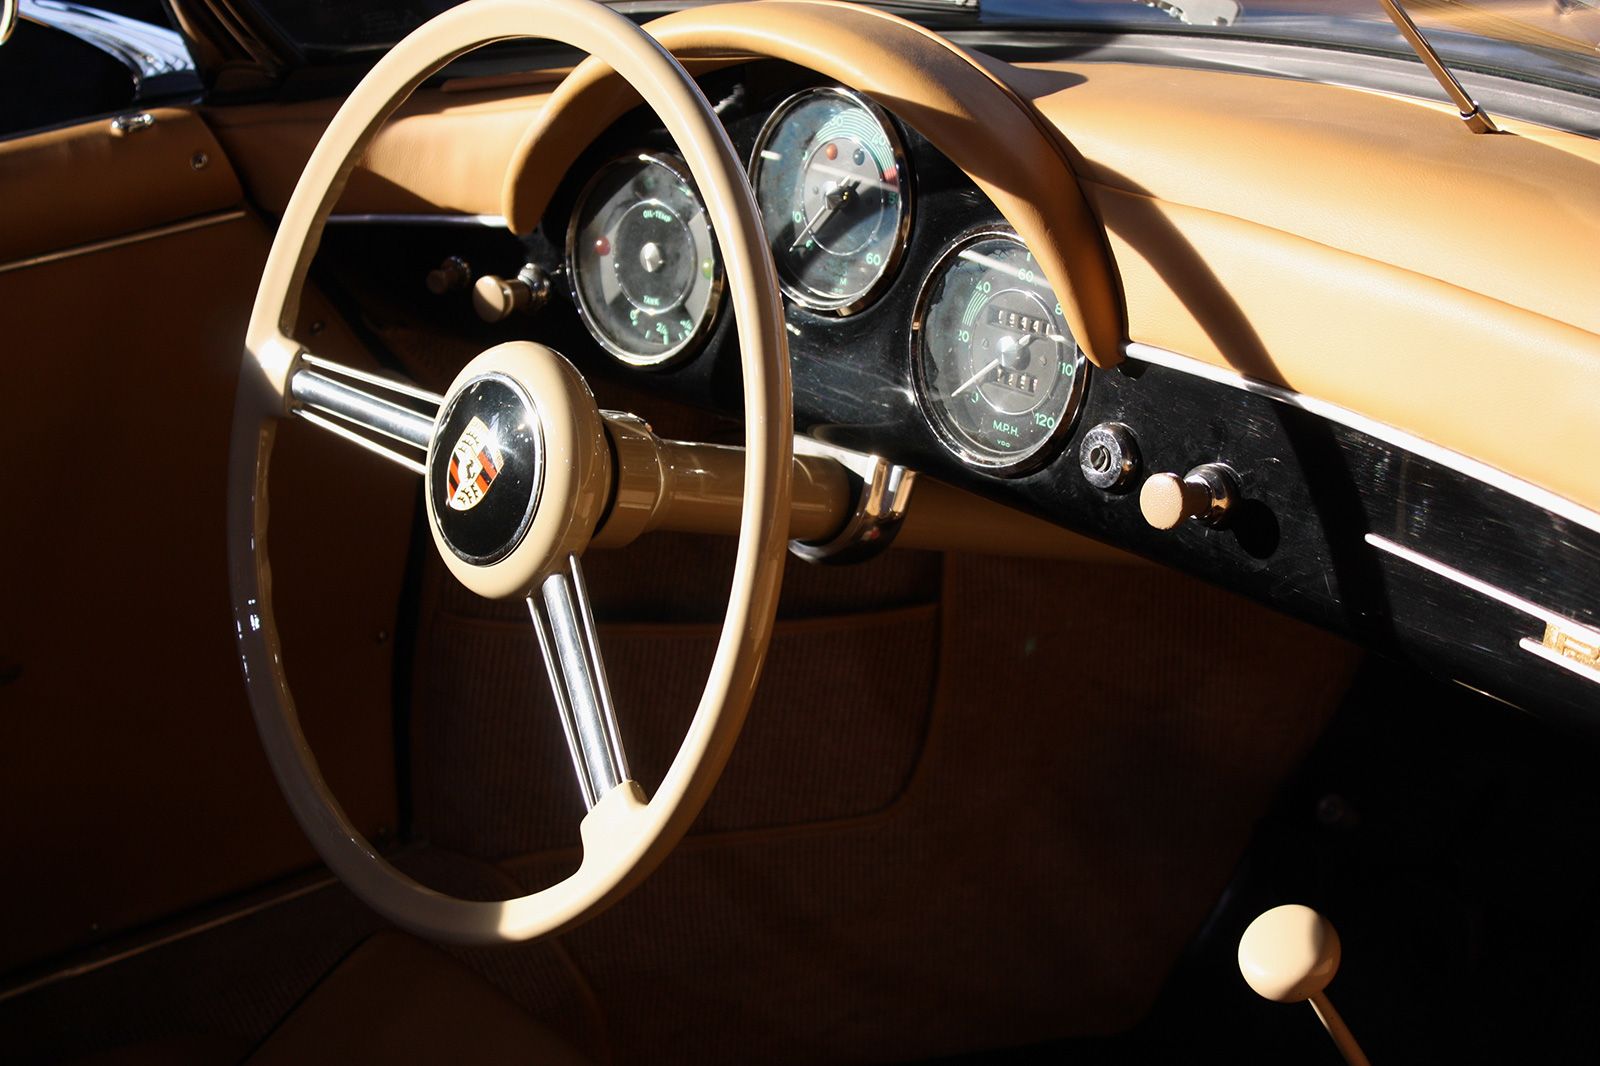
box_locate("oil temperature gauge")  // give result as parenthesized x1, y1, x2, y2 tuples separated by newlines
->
(566, 152, 722, 367)
(911, 231, 1088, 473)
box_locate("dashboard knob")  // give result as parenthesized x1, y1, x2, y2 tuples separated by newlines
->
(472, 265, 550, 323)
(425, 255, 472, 295)
(1139, 462, 1237, 530)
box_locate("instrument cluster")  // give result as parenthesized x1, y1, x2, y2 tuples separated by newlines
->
(561, 84, 1090, 478)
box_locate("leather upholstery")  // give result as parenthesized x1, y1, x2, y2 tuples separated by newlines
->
(0, 108, 240, 263)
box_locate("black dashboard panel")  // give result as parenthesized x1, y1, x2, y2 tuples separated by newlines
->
(316, 62, 1600, 733)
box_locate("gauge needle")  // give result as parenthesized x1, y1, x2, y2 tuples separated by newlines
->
(787, 178, 860, 252)
(953, 358, 1000, 397)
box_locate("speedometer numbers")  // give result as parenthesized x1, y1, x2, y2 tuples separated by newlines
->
(750, 87, 911, 315)
(912, 232, 1088, 474)
(566, 152, 722, 368)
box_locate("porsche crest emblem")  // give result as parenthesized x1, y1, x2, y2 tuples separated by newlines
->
(445, 416, 504, 512)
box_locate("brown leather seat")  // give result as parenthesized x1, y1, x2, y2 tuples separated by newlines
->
(245, 932, 590, 1065)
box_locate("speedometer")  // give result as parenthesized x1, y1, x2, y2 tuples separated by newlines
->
(750, 86, 911, 315)
(911, 231, 1088, 473)
(566, 152, 722, 367)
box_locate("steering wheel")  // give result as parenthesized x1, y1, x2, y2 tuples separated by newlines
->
(227, 0, 792, 945)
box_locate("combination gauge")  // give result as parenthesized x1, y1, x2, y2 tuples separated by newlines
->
(566, 152, 722, 367)
(750, 86, 912, 315)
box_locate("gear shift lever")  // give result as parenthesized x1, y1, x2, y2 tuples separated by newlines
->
(1238, 904, 1372, 1066)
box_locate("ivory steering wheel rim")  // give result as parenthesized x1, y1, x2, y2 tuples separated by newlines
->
(226, 0, 792, 945)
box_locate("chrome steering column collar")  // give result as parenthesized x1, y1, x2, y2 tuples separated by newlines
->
(789, 438, 917, 565)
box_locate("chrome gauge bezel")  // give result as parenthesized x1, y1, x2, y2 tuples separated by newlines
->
(748, 85, 914, 317)
(565, 151, 725, 369)
(910, 229, 1090, 477)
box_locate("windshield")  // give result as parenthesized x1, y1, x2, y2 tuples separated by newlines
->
(989, 0, 1600, 93)
(254, 0, 1600, 95)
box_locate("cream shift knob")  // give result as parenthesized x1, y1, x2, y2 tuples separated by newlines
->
(1238, 903, 1341, 1002)
(1239, 905, 1372, 1066)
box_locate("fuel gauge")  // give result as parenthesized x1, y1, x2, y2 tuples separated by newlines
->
(566, 152, 722, 367)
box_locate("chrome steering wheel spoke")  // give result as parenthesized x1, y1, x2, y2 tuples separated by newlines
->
(286, 354, 441, 474)
(529, 554, 631, 810)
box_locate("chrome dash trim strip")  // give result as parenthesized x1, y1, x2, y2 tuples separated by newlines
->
(326, 212, 508, 228)
(1126, 342, 1600, 537)
(0, 209, 247, 276)
(1519, 638, 1600, 685)
(1366, 533, 1600, 646)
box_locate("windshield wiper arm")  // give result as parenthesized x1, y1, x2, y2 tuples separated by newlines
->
(1376, 0, 1500, 133)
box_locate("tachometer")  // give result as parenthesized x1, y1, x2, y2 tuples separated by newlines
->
(912, 231, 1088, 473)
(566, 152, 722, 367)
(749, 86, 911, 315)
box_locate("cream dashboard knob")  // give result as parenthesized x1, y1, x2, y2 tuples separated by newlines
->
(472, 265, 550, 323)
(1138, 462, 1237, 530)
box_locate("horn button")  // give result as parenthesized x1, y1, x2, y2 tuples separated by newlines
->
(423, 342, 612, 601)
(427, 374, 544, 565)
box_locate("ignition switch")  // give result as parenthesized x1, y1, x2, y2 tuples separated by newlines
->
(1079, 422, 1141, 491)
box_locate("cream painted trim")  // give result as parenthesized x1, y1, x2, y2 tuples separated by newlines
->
(0, 209, 246, 276)
(1127, 342, 1600, 537)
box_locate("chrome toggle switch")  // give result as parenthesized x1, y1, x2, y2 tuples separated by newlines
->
(426, 256, 473, 295)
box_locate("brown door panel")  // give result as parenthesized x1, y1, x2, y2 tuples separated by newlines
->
(0, 118, 411, 973)
(0, 108, 243, 265)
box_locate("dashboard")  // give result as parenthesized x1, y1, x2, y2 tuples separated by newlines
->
(311, 49, 1600, 737)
